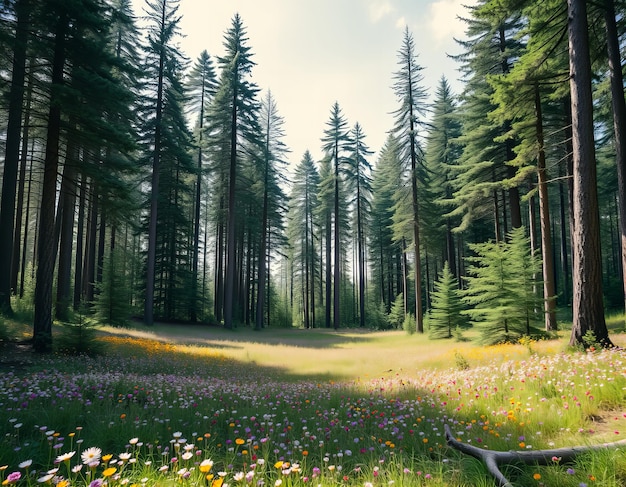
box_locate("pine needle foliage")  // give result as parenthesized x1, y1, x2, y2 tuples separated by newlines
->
(93, 249, 134, 328)
(428, 262, 468, 339)
(462, 227, 543, 344)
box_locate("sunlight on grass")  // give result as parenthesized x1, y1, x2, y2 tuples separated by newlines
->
(3, 322, 626, 486)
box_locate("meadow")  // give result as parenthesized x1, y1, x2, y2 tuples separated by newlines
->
(2, 322, 626, 487)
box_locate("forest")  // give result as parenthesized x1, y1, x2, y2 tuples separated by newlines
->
(0, 0, 624, 352)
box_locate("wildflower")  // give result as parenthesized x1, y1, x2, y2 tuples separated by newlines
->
(181, 452, 193, 461)
(275, 480, 282, 487)
(200, 459, 214, 473)
(211, 479, 224, 487)
(89, 480, 103, 487)
(567, 468, 576, 475)
(129, 438, 139, 445)
(365, 483, 374, 487)
(56, 451, 76, 463)
(57, 481, 69, 487)
(6, 472, 21, 483)
(119, 453, 132, 462)
(235, 438, 245, 445)
(533, 473, 541, 480)
(234, 472, 244, 481)
(72, 465, 83, 473)
(37, 474, 54, 483)
(80, 446, 102, 465)
(18, 460, 33, 469)
(102, 467, 117, 478)
(101, 454, 113, 463)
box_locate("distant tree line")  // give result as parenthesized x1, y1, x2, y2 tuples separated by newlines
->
(0, 0, 622, 351)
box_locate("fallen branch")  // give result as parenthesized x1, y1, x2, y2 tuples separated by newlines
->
(444, 423, 626, 487)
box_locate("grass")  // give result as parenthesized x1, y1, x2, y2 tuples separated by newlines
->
(2, 320, 626, 487)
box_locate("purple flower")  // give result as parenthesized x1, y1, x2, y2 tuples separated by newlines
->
(7, 472, 21, 483)
(89, 480, 104, 487)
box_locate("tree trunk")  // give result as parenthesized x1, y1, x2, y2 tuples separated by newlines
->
(224, 81, 239, 329)
(325, 209, 332, 328)
(0, 0, 30, 312)
(55, 134, 79, 321)
(73, 175, 86, 309)
(567, 0, 612, 347)
(604, 0, 626, 317)
(33, 10, 67, 352)
(12, 55, 34, 297)
(144, 2, 167, 326)
(333, 145, 341, 330)
(534, 84, 557, 331)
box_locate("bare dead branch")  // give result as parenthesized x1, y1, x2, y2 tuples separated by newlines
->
(444, 423, 626, 487)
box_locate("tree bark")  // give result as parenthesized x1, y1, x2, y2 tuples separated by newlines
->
(534, 84, 557, 331)
(604, 0, 626, 317)
(144, 1, 167, 326)
(567, 0, 612, 347)
(33, 10, 67, 352)
(0, 0, 30, 312)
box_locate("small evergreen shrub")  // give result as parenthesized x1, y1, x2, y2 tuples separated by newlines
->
(428, 261, 469, 339)
(462, 227, 543, 345)
(56, 305, 103, 356)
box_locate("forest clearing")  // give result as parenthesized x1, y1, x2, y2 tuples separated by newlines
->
(2, 320, 626, 486)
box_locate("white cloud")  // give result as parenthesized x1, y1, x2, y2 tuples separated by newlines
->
(428, 0, 476, 43)
(369, 0, 395, 23)
(395, 15, 407, 29)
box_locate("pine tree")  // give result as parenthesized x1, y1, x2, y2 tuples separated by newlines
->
(428, 262, 467, 339)
(254, 90, 289, 330)
(140, 0, 190, 325)
(346, 122, 372, 328)
(0, 0, 32, 313)
(424, 77, 463, 277)
(391, 26, 429, 333)
(186, 49, 217, 322)
(320, 102, 351, 329)
(567, 0, 612, 346)
(451, 1, 525, 239)
(369, 135, 403, 309)
(208, 14, 260, 329)
(287, 151, 320, 329)
(462, 227, 542, 344)
(93, 247, 133, 327)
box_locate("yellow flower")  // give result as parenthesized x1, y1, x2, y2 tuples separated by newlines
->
(102, 454, 113, 462)
(200, 459, 214, 473)
(211, 478, 224, 487)
(102, 467, 117, 477)
(533, 473, 541, 480)
(274, 461, 284, 469)
(57, 481, 69, 487)
(235, 438, 245, 445)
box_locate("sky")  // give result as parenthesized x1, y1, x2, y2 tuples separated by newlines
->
(132, 0, 477, 166)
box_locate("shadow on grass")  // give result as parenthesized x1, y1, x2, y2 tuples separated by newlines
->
(101, 321, 375, 350)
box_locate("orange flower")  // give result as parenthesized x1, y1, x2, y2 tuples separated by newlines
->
(302, 450, 309, 457)
(235, 438, 245, 445)
(533, 473, 541, 480)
